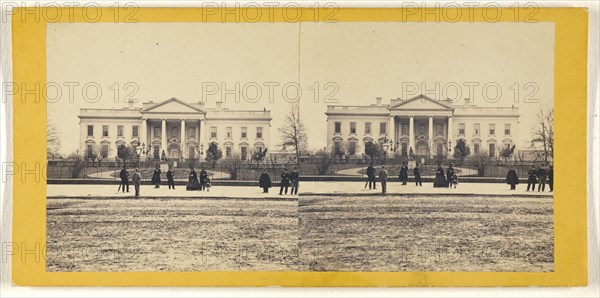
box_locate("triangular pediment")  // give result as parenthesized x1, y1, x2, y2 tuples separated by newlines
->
(143, 98, 203, 113)
(389, 94, 454, 111)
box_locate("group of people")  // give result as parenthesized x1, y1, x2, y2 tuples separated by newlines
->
(366, 162, 457, 194)
(118, 166, 142, 197)
(514, 164, 553, 192)
(185, 166, 212, 191)
(258, 166, 300, 195)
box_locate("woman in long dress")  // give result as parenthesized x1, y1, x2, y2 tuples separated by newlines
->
(433, 164, 447, 188)
(151, 164, 162, 188)
(186, 168, 200, 190)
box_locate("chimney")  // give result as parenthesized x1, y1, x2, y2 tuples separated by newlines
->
(376, 97, 382, 106)
(128, 99, 134, 109)
(198, 101, 205, 110)
(216, 101, 222, 109)
(464, 98, 471, 106)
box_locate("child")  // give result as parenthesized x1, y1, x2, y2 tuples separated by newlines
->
(205, 176, 211, 192)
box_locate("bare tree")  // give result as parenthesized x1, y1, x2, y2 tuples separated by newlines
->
(531, 108, 554, 163)
(47, 117, 61, 159)
(278, 105, 308, 168)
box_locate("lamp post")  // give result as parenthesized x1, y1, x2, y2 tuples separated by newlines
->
(136, 145, 143, 168)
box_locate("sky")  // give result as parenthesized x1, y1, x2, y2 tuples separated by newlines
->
(47, 21, 554, 154)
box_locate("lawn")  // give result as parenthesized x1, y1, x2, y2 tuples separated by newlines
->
(47, 195, 553, 272)
(298, 195, 553, 272)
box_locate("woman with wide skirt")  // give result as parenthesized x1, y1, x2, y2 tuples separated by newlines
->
(433, 165, 447, 188)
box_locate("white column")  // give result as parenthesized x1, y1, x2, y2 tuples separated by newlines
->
(389, 116, 395, 141)
(447, 116, 453, 155)
(161, 119, 167, 156)
(141, 119, 147, 149)
(180, 119, 186, 159)
(428, 116, 433, 156)
(199, 119, 205, 152)
(409, 116, 415, 155)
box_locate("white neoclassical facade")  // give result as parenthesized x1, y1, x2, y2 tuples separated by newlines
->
(325, 94, 520, 158)
(79, 98, 272, 161)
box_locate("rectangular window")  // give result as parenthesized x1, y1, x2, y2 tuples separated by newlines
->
(210, 127, 217, 139)
(86, 144, 93, 156)
(365, 122, 371, 134)
(226, 127, 232, 139)
(334, 122, 341, 134)
(188, 146, 195, 159)
(348, 141, 356, 155)
(188, 127, 195, 138)
(87, 125, 94, 137)
(401, 142, 408, 156)
(401, 123, 408, 135)
(504, 124, 511, 135)
(419, 124, 425, 134)
(101, 144, 109, 158)
(350, 122, 356, 134)
(132, 125, 139, 138)
(458, 123, 465, 135)
(489, 124, 496, 135)
(117, 125, 124, 137)
(240, 147, 247, 160)
(241, 127, 248, 139)
(380, 122, 387, 134)
(474, 123, 480, 136)
(154, 127, 161, 138)
(225, 146, 232, 158)
(334, 141, 341, 154)
(256, 127, 263, 139)
(171, 127, 178, 138)
(102, 125, 109, 137)
(489, 143, 496, 157)
(436, 124, 443, 135)
(473, 143, 480, 154)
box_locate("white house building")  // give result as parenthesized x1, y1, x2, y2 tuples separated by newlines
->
(78, 98, 272, 161)
(325, 94, 520, 159)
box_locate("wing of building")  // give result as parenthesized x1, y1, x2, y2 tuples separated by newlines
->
(78, 98, 272, 161)
(325, 94, 520, 159)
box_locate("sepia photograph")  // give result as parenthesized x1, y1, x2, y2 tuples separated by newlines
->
(45, 21, 555, 273)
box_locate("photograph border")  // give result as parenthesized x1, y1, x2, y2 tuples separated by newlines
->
(11, 6, 588, 286)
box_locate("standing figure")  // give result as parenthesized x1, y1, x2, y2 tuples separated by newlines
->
(526, 165, 538, 191)
(279, 168, 290, 195)
(167, 166, 175, 189)
(506, 166, 519, 190)
(446, 164, 456, 188)
(537, 164, 548, 192)
(399, 162, 408, 185)
(548, 165, 554, 192)
(366, 163, 376, 190)
(151, 164, 162, 188)
(119, 166, 130, 193)
(205, 176, 211, 191)
(259, 169, 272, 193)
(132, 168, 141, 198)
(433, 164, 447, 188)
(379, 165, 388, 194)
(187, 168, 200, 190)
(290, 166, 300, 195)
(413, 163, 423, 186)
(199, 167, 208, 191)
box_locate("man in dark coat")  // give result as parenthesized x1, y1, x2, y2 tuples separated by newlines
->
(259, 169, 272, 193)
(199, 167, 208, 191)
(399, 162, 408, 185)
(548, 165, 554, 192)
(290, 166, 300, 195)
(166, 166, 175, 189)
(279, 168, 290, 195)
(446, 164, 456, 188)
(506, 166, 519, 190)
(526, 165, 537, 191)
(119, 166, 129, 193)
(413, 163, 422, 186)
(379, 165, 388, 194)
(366, 163, 376, 190)
(537, 164, 548, 192)
(151, 164, 161, 188)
